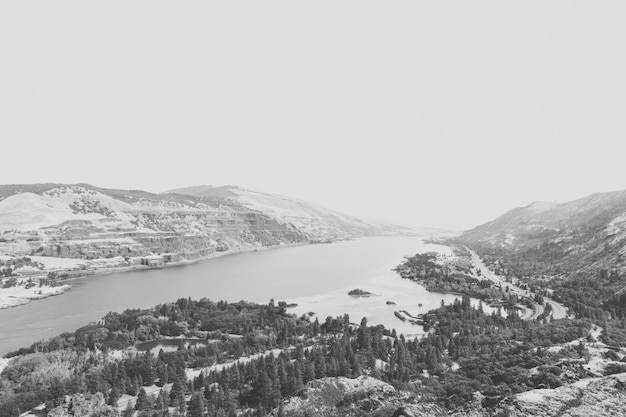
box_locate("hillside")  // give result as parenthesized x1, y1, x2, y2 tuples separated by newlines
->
(458, 189, 626, 278)
(167, 185, 412, 241)
(0, 184, 411, 272)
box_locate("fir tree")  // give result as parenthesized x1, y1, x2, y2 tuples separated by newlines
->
(123, 400, 135, 417)
(188, 393, 205, 417)
(136, 387, 148, 411)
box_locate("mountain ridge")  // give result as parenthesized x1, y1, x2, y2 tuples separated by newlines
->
(0, 183, 415, 267)
(457, 188, 626, 282)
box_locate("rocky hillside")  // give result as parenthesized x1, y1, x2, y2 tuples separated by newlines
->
(458, 189, 626, 277)
(448, 372, 626, 417)
(166, 185, 412, 241)
(0, 183, 411, 269)
(507, 372, 626, 417)
(272, 376, 445, 417)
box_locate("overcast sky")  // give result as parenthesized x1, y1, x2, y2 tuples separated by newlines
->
(1, 1, 625, 230)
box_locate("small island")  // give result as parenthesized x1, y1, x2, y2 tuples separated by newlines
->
(348, 288, 373, 297)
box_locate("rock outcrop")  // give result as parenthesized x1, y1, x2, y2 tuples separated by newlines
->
(272, 375, 445, 417)
(508, 372, 626, 416)
(48, 392, 117, 417)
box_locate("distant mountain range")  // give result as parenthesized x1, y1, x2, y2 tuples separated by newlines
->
(458, 189, 626, 277)
(0, 183, 415, 262)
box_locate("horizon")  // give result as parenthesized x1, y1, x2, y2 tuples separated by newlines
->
(2, 1, 625, 230)
(0, 180, 620, 233)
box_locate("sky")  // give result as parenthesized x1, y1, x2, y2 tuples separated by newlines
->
(1, 1, 625, 230)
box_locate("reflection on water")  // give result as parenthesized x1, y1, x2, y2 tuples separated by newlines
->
(0, 237, 471, 355)
(290, 269, 494, 338)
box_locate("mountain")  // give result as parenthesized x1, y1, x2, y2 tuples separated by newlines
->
(166, 185, 413, 241)
(0, 183, 412, 269)
(457, 189, 626, 278)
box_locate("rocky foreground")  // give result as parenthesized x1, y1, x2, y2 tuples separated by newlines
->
(40, 372, 626, 417)
(272, 376, 445, 417)
(509, 372, 626, 416)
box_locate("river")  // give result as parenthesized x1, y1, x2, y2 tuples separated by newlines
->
(0, 237, 474, 355)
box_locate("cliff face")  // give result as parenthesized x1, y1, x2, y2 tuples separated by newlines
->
(0, 184, 410, 265)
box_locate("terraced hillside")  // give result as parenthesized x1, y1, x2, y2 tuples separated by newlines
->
(0, 184, 412, 268)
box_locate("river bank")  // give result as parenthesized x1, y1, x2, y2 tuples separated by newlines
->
(0, 282, 71, 309)
(0, 236, 442, 355)
(0, 240, 314, 310)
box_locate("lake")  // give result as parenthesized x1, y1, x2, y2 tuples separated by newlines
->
(0, 237, 473, 355)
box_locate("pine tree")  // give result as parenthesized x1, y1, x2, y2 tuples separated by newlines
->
(169, 378, 186, 411)
(143, 352, 156, 385)
(136, 387, 148, 411)
(293, 361, 304, 391)
(314, 352, 327, 379)
(188, 393, 205, 417)
(108, 386, 120, 408)
(157, 364, 169, 386)
(254, 371, 273, 409)
(123, 400, 135, 417)
(154, 389, 167, 414)
(357, 317, 371, 351)
(303, 360, 315, 383)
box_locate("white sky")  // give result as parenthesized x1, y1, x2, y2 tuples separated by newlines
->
(1, 1, 625, 230)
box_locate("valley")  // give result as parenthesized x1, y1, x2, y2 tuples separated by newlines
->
(0, 184, 413, 310)
(0, 237, 451, 356)
(3, 0, 624, 414)
(3, 185, 626, 417)
(467, 249, 568, 321)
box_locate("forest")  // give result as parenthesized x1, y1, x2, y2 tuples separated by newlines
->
(395, 252, 508, 303)
(0, 292, 607, 417)
(465, 243, 626, 321)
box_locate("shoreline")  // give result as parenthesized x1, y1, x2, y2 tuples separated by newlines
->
(0, 235, 437, 357)
(0, 240, 325, 310)
(62, 239, 318, 283)
(0, 283, 71, 310)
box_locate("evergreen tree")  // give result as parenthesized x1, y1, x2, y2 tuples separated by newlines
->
(188, 393, 205, 417)
(108, 386, 120, 408)
(157, 364, 169, 386)
(143, 352, 156, 385)
(254, 371, 273, 409)
(293, 362, 304, 391)
(123, 400, 135, 417)
(169, 378, 186, 411)
(303, 360, 315, 383)
(136, 387, 148, 411)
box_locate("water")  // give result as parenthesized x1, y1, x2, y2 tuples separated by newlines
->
(135, 338, 209, 354)
(0, 237, 472, 355)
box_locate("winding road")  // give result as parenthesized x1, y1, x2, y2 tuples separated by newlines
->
(467, 249, 568, 321)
